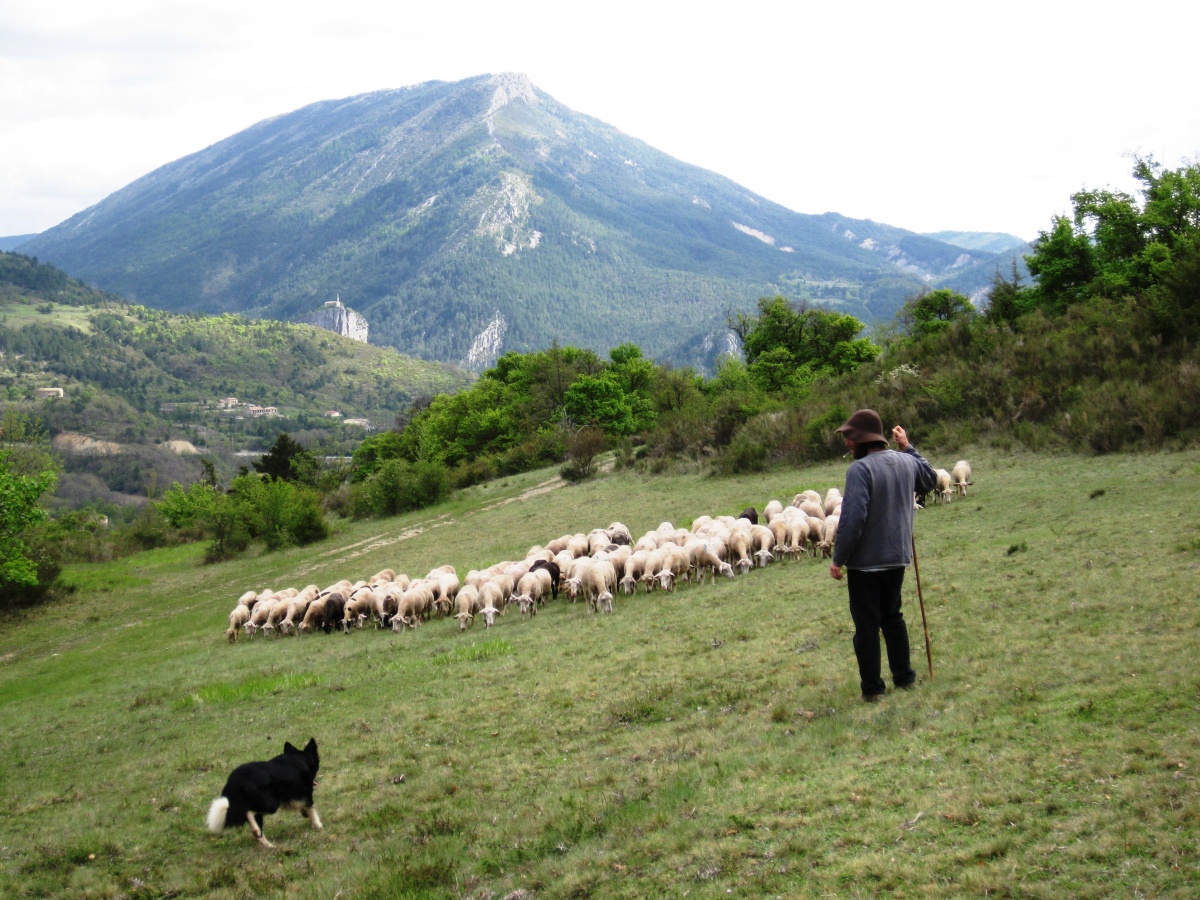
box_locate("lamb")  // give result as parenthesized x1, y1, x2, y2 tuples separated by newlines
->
(952, 460, 972, 497)
(935, 468, 953, 504)
(226, 605, 250, 642)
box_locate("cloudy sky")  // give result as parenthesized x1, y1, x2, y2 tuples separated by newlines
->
(2, 1, 1197, 241)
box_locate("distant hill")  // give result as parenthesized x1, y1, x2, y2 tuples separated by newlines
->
(925, 230, 1029, 254)
(0, 234, 36, 251)
(0, 251, 471, 504)
(24, 74, 1004, 372)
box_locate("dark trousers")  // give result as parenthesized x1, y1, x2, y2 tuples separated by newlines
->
(847, 568, 916, 696)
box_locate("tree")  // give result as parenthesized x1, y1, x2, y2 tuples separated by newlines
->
(253, 433, 317, 483)
(730, 296, 879, 385)
(900, 288, 977, 339)
(0, 412, 58, 589)
(0, 461, 57, 588)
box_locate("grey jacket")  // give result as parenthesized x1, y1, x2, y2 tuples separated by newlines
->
(832, 446, 937, 570)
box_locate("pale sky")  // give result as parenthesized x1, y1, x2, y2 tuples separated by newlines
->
(2, 0, 1197, 241)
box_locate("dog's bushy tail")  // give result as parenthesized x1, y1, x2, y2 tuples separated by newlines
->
(207, 797, 230, 833)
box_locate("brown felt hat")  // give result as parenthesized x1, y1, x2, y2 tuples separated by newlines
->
(836, 408, 888, 445)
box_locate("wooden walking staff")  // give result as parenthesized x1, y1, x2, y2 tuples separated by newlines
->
(911, 534, 934, 680)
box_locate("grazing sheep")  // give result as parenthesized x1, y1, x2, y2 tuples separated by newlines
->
(766, 519, 790, 559)
(729, 529, 754, 575)
(321, 594, 346, 635)
(529, 559, 561, 600)
(453, 585, 482, 631)
(739, 507, 759, 525)
(607, 522, 632, 545)
(750, 524, 775, 567)
(566, 533, 591, 558)
(620, 549, 651, 595)
(798, 500, 826, 521)
(792, 490, 822, 508)
(686, 539, 734, 583)
(245, 596, 280, 637)
(818, 515, 840, 559)
(763, 500, 784, 524)
(784, 517, 810, 560)
(226, 605, 250, 642)
(236, 590, 259, 610)
(479, 581, 507, 615)
(935, 468, 953, 504)
(278, 596, 313, 635)
(654, 547, 691, 592)
(371, 569, 396, 585)
(478, 605, 500, 628)
(952, 460, 972, 497)
(298, 596, 328, 634)
(824, 489, 842, 517)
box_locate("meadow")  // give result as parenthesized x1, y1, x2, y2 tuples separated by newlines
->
(1, 448, 1197, 899)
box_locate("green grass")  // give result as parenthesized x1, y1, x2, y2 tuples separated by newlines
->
(1, 449, 1198, 898)
(0, 298, 95, 333)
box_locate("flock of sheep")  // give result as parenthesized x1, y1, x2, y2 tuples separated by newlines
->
(225, 459, 972, 642)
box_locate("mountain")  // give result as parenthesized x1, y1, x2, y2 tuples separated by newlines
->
(924, 230, 1029, 254)
(23, 73, 1003, 372)
(0, 234, 36, 252)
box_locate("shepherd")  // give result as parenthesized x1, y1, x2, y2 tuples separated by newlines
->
(828, 409, 937, 702)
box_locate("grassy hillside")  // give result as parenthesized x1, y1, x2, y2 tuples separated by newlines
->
(1, 251, 473, 504)
(1, 448, 1197, 898)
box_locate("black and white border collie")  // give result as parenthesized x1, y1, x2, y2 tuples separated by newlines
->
(206, 737, 322, 848)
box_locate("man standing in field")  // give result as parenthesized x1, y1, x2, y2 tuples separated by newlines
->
(828, 409, 937, 702)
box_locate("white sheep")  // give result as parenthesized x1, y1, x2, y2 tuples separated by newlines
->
(763, 500, 784, 523)
(818, 514, 840, 559)
(952, 460, 972, 497)
(935, 468, 953, 504)
(226, 605, 250, 642)
(750, 524, 775, 567)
